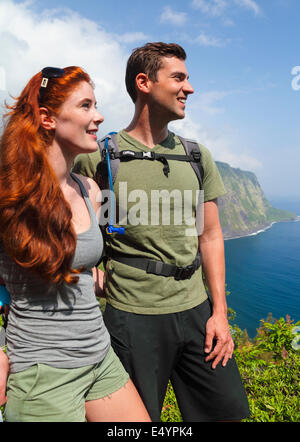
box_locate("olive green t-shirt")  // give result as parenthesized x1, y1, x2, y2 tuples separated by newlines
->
(73, 130, 226, 314)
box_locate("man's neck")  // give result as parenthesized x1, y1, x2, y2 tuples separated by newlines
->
(124, 105, 169, 148)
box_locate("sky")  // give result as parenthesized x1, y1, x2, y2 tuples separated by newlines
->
(0, 0, 300, 200)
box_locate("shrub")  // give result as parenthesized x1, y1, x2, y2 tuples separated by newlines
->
(233, 316, 300, 422)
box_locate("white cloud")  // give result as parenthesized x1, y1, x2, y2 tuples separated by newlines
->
(195, 32, 228, 47)
(159, 6, 187, 25)
(193, 90, 231, 114)
(233, 0, 261, 15)
(192, 0, 261, 16)
(170, 114, 262, 171)
(0, 0, 138, 133)
(191, 0, 228, 16)
(114, 32, 150, 44)
(170, 87, 262, 171)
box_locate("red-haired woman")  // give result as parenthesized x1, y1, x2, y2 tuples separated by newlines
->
(0, 67, 150, 422)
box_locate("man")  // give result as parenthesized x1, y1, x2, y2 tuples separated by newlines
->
(73, 42, 250, 422)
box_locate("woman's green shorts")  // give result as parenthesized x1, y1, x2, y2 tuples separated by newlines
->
(4, 346, 129, 422)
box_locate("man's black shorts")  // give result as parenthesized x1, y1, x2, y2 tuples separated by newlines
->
(104, 299, 250, 422)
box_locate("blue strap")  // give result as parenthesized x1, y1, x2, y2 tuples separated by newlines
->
(104, 132, 125, 235)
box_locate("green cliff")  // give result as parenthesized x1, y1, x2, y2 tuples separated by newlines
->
(216, 161, 297, 239)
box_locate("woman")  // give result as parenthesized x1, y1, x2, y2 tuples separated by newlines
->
(0, 66, 150, 422)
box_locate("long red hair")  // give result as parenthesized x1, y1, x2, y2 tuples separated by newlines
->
(0, 66, 92, 285)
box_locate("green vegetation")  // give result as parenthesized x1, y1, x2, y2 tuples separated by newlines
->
(161, 312, 300, 422)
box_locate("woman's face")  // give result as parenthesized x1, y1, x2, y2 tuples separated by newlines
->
(53, 81, 104, 155)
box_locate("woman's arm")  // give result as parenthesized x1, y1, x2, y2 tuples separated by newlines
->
(0, 349, 9, 406)
(72, 175, 106, 297)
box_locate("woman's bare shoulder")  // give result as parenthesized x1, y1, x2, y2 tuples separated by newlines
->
(72, 173, 101, 208)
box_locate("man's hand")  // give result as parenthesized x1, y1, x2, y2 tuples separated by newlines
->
(204, 313, 234, 369)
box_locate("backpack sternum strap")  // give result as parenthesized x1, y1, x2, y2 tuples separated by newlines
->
(98, 133, 204, 188)
(103, 148, 198, 163)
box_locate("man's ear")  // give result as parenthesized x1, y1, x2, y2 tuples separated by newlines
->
(39, 107, 56, 131)
(135, 73, 152, 95)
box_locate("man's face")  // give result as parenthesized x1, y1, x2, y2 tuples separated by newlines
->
(147, 56, 194, 122)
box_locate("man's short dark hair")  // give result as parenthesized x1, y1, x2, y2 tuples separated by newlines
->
(125, 42, 187, 103)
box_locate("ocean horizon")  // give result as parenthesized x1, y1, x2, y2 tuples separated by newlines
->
(224, 198, 300, 338)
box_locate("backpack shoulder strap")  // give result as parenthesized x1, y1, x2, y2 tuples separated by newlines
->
(177, 135, 204, 189)
(97, 132, 120, 187)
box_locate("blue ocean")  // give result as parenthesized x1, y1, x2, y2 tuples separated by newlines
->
(224, 199, 300, 338)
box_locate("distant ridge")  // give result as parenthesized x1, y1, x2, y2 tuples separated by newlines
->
(216, 161, 297, 239)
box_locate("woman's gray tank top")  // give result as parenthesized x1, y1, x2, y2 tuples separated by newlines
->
(0, 173, 110, 373)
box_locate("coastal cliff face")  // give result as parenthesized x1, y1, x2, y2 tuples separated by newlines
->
(216, 161, 297, 239)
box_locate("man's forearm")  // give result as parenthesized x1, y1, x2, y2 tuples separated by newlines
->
(199, 228, 227, 315)
(198, 214, 233, 368)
